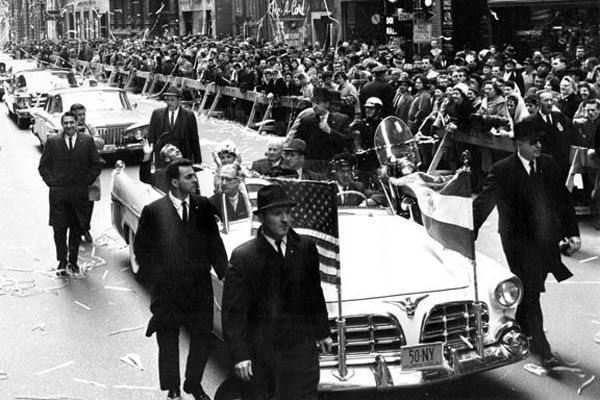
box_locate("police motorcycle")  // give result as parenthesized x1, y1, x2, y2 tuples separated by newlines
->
(354, 115, 441, 222)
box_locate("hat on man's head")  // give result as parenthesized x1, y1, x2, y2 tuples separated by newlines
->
(282, 138, 307, 154)
(254, 184, 297, 214)
(513, 119, 545, 142)
(372, 65, 387, 74)
(330, 152, 356, 168)
(163, 86, 182, 98)
(312, 87, 331, 103)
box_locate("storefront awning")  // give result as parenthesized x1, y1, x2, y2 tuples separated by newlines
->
(489, 0, 598, 7)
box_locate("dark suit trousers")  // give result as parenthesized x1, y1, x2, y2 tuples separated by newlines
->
(243, 339, 319, 400)
(156, 322, 211, 393)
(53, 226, 82, 264)
(515, 290, 551, 358)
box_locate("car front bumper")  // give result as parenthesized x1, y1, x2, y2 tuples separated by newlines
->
(318, 331, 529, 391)
(100, 142, 143, 154)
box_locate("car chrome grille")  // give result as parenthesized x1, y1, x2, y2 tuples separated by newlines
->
(96, 126, 126, 145)
(329, 314, 406, 356)
(420, 301, 489, 351)
(32, 93, 48, 109)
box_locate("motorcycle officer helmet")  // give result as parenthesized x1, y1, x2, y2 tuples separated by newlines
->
(364, 97, 383, 108)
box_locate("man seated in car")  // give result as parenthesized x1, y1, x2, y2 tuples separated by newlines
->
(265, 138, 325, 180)
(209, 164, 249, 222)
(331, 153, 382, 207)
(139, 138, 183, 193)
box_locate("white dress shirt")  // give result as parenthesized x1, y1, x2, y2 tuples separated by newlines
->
(169, 191, 190, 221)
(517, 152, 536, 175)
(262, 232, 287, 256)
(168, 107, 180, 126)
(64, 132, 78, 150)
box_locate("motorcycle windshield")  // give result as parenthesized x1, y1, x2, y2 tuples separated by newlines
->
(373, 116, 421, 166)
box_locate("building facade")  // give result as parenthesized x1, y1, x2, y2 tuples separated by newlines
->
(108, 0, 179, 37)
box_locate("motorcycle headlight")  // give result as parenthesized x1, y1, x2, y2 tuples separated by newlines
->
(494, 278, 522, 308)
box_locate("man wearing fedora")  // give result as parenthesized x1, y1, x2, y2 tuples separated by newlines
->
(148, 87, 201, 168)
(222, 184, 332, 400)
(285, 87, 352, 162)
(473, 120, 581, 371)
(359, 65, 395, 118)
(134, 158, 228, 400)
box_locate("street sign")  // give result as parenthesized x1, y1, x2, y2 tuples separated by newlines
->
(371, 13, 382, 25)
(413, 23, 432, 44)
(398, 12, 414, 21)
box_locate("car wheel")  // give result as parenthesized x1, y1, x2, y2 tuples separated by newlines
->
(128, 227, 141, 276)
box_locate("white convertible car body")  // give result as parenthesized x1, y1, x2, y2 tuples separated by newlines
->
(110, 163, 529, 392)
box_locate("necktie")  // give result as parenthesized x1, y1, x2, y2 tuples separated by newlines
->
(182, 201, 188, 223)
(169, 111, 174, 127)
(545, 114, 552, 125)
(68, 136, 73, 151)
(275, 240, 284, 258)
(529, 160, 536, 177)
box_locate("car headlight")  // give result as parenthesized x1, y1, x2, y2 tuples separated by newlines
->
(494, 278, 522, 308)
(17, 97, 31, 108)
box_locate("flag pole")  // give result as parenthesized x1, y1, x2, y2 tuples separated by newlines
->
(335, 281, 348, 379)
(461, 151, 485, 358)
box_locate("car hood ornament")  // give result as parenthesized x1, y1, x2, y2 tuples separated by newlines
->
(386, 295, 429, 317)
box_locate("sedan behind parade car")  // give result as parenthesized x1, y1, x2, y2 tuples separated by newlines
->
(31, 87, 148, 156)
(4, 68, 77, 128)
(110, 163, 530, 393)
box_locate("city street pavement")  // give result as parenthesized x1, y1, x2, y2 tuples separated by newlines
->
(1, 100, 600, 400)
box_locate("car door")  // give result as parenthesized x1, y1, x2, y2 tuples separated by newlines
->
(35, 95, 60, 145)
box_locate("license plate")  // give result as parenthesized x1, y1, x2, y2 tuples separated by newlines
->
(401, 342, 444, 371)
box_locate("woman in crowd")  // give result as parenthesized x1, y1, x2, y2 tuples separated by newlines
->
(476, 80, 511, 129)
(557, 75, 581, 119)
(407, 75, 433, 134)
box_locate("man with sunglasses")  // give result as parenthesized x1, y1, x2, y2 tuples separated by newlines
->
(473, 119, 580, 372)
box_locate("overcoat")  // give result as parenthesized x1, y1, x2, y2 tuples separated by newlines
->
(222, 228, 330, 364)
(147, 106, 201, 165)
(134, 195, 228, 335)
(525, 112, 575, 178)
(473, 153, 579, 292)
(38, 132, 102, 229)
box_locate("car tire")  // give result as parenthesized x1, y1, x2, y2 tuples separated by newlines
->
(128, 227, 141, 278)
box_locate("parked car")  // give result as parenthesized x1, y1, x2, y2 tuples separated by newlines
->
(31, 87, 148, 156)
(4, 68, 77, 128)
(110, 164, 529, 393)
(0, 58, 39, 100)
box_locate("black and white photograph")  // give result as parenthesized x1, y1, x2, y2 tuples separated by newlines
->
(1, 0, 600, 399)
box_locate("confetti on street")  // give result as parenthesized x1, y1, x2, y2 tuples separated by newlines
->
(580, 256, 599, 263)
(72, 377, 107, 389)
(104, 285, 134, 292)
(578, 375, 595, 395)
(108, 325, 145, 336)
(36, 360, 74, 376)
(119, 353, 144, 370)
(73, 301, 90, 311)
(112, 384, 157, 390)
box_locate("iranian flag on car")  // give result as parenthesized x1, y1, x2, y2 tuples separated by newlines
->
(391, 170, 475, 260)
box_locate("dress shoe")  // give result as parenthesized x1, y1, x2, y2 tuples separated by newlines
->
(187, 387, 211, 400)
(542, 354, 563, 370)
(82, 231, 93, 242)
(56, 260, 68, 277)
(167, 389, 181, 399)
(68, 263, 81, 275)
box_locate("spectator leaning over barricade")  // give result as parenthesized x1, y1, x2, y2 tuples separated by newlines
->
(334, 71, 360, 120)
(476, 80, 511, 132)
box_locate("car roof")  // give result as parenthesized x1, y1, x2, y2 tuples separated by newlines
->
(48, 87, 125, 96)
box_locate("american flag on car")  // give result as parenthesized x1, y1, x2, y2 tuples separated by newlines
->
(248, 179, 341, 285)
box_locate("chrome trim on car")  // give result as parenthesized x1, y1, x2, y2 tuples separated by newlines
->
(420, 301, 490, 351)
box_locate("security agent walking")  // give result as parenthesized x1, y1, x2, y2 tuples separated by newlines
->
(134, 158, 228, 400)
(222, 185, 332, 400)
(148, 87, 202, 168)
(38, 111, 102, 276)
(473, 120, 581, 370)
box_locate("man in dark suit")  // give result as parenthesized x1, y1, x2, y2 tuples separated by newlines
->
(209, 164, 249, 222)
(222, 184, 332, 400)
(359, 65, 396, 117)
(148, 87, 201, 168)
(250, 137, 283, 176)
(38, 111, 102, 276)
(525, 90, 576, 180)
(139, 138, 182, 193)
(286, 87, 352, 161)
(473, 120, 581, 370)
(134, 158, 228, 400)
(330, 153, 380, 207)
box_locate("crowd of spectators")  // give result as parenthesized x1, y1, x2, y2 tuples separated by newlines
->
(6, 31, 600, 205)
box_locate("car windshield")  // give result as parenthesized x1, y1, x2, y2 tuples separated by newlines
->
(8, 60, 38, 73)
(58, 90, 130, 112)
(19, 71, 74, 92)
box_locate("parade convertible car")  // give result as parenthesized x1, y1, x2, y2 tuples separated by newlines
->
(110, 164, 529, 392)
(31, 87, 147, 155)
